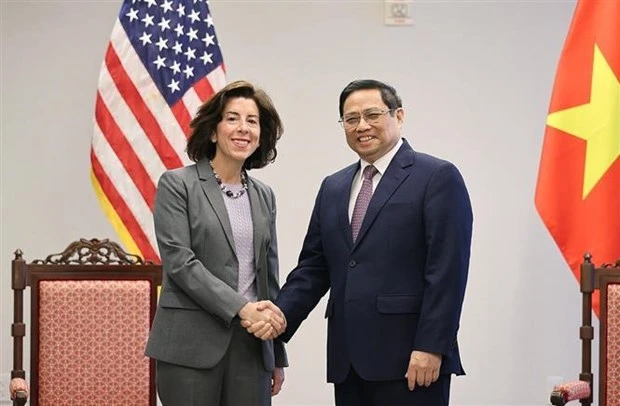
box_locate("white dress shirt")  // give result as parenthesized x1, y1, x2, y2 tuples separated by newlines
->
(348, 138, 403, 221)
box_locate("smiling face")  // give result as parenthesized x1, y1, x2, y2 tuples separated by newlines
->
(341, 89, 404, 163)
(212, 97, 261, 165)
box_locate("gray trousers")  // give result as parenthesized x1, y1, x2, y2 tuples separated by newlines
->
(156, 321, 272, 406)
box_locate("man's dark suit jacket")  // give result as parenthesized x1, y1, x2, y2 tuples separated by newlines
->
(276, 139, 472, 384)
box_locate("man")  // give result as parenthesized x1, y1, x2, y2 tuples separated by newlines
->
(248, 79, 472, 405)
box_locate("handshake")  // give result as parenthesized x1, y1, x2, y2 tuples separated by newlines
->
(238, 300, 287, 340)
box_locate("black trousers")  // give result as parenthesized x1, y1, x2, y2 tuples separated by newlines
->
(335, 366, 451, 406)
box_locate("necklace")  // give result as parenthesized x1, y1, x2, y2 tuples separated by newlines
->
(209, 161, 248, 199)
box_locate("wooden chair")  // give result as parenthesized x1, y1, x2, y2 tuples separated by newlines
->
(550, 253, 620, 405)
(10, 238, 161, 406)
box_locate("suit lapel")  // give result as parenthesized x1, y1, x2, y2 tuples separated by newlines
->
(352, 141, 415, 249)
(337, 163, 359, 249)
(247, 179, 265, 269)
(196, 159, 237, 258)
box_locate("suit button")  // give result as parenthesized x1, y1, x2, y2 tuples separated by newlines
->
(349, 260, 357, 267)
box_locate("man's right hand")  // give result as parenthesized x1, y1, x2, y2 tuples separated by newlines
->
(405, 350, 442, 390)
(238, 301, 286, 340)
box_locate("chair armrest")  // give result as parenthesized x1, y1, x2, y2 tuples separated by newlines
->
(550, 381, 591, 406)
(9, 378, 28, 406)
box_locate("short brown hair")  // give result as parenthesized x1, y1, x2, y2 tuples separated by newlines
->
(186, 80, 283, 169)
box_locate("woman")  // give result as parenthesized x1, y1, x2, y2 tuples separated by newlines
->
(145, 80, 287, 406)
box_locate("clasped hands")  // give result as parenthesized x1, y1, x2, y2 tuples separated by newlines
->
(238, 301, 286, 340)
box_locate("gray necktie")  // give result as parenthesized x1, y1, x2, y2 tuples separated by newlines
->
(351, 165, 378, 242)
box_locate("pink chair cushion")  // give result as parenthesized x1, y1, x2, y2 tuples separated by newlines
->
(554, 381, 591, 401)
(38, 280, 151, 405)
(606, 284, 620, 403)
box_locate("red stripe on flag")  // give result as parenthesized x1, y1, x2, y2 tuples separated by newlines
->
(170, 102, 192, 137)
(105, 44, 183, 169)
(171, 77, 216, 137)
(91, 151, 159, 261)
(194, 77, 215, 101)
(95, 93, 157, 210)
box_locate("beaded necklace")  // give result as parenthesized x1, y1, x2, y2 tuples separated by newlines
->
(209, 161, 248, 199)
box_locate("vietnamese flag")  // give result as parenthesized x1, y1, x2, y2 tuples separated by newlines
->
(535, 0, 620, 315)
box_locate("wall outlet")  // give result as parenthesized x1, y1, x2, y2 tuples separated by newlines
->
(0, 372, 10, 402)
(384, 0, 414, 26)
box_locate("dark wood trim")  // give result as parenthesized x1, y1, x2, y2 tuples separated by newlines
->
(597, 273, 620, 406)
(579, 257, 594, 405)
(31, 238, 151, 265)
(11, 250, 27, 406)
(11, 240, 162, 406)
(573, 253, 620, 406)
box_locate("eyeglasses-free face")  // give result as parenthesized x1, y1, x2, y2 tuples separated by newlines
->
(212, 97, 261, 165)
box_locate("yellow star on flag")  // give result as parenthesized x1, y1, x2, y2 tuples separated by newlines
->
(546, 44, 620, 199)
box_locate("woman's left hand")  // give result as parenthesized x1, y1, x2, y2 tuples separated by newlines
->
(271, 367, 285, 396)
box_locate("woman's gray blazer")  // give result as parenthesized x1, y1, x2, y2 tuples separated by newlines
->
(145, 159, 287, 370)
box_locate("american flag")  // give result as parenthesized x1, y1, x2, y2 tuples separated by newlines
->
(91, 0, 226, 261)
